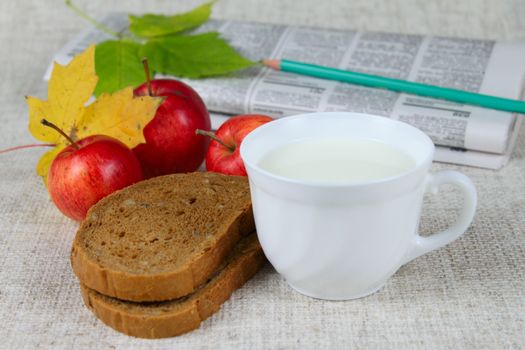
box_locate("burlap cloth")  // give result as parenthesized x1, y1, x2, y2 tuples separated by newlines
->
(0, 0, 523, 348)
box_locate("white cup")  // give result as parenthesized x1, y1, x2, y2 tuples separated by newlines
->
(240, 112, 477, 300)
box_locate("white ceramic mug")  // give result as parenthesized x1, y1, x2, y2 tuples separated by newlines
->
(240, 112, 477, 300)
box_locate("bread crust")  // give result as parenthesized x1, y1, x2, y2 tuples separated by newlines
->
(80, 235, 265, 339)
(71, 173, 255, 302)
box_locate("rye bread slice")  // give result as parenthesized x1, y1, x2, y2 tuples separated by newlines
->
(80, 234, 265, 339)
(71, 172, 254, 302)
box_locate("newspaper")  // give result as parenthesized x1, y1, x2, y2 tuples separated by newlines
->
(45, 14, 525, 169)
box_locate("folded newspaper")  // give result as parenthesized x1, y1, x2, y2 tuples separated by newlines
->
(45, 13, 525, 169)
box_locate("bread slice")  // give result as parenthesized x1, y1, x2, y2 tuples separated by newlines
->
(80, 234, 265, 339)
(71, 172, 255, 302)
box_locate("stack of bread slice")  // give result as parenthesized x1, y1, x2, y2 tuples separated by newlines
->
(70, 172, 266, 339)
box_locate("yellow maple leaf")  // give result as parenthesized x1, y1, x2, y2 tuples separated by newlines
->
(36, 147, 63, 179)
(26, 45, 161, 185)
(27, 45, 98, 144)
(80, 87, 161, 147)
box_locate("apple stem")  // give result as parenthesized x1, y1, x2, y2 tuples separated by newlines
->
(0, 143, 55, 155)
(195, 129, 235, 152)
(142, 58, 153, 96)
(40, 119, 80, 150)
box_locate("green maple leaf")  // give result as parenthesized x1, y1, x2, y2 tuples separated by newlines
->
(129, 1, 214, 38)
(90, 2, 254, 94)
(140, 32, 255, 78)
(94, 40, 146, 96)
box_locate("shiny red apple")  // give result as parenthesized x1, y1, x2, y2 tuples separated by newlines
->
(133, 62, 211, 178)
(198, 114, 272, 176)
(47, 131, 143, 221)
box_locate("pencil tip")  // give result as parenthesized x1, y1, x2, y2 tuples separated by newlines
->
(262, 59, 280, 70)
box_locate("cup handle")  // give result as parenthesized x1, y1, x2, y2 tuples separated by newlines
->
(403, 170, 477, 264)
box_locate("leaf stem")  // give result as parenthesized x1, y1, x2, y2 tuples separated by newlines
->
(195, 129, 234, 152)
(41, 119, 80, 150)
(65, 0, 120, 38)
(0, 143, 55, 155)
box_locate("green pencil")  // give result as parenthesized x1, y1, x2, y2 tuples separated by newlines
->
(262, 59, 525, 114)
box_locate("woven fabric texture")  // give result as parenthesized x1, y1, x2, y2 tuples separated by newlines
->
(0, 0, 523, 349)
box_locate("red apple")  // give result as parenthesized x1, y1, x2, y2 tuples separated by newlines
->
(133, 62, 211, 178)
(198, 115, 272, 176)
(47, 133, 143, 221)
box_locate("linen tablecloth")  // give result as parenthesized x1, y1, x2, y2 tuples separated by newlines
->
(0, 0, 523, 348)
